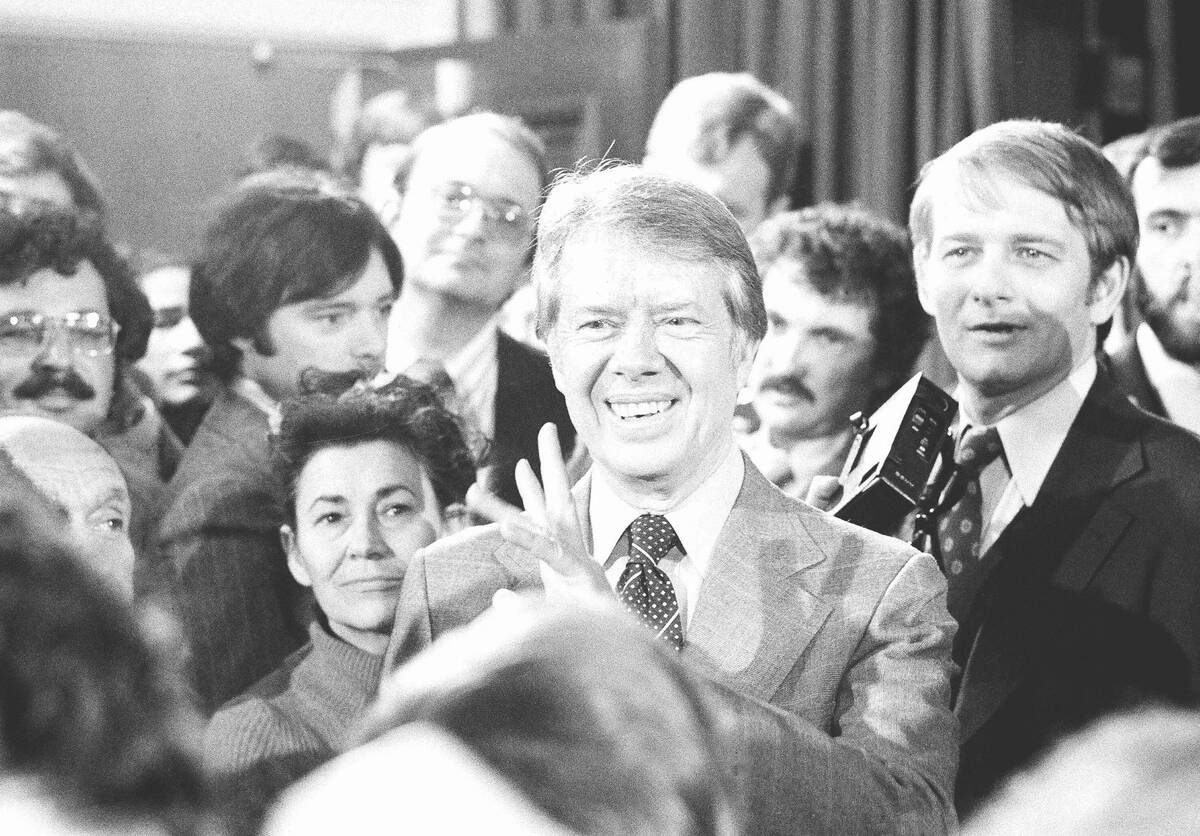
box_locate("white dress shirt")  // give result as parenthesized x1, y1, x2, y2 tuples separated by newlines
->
(958, 357, 1095, 552)
(585, 443, 744, 628)
(387, 319, 499, 440)
(1136, 322, 1200, 436)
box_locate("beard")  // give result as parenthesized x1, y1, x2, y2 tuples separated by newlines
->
(1143, 292, 1200, 365)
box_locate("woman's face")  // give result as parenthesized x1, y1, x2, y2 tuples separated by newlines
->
(283, 439, 439, 654)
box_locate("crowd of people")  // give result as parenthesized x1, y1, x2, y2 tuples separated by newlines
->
(2, 69, 1200, 834)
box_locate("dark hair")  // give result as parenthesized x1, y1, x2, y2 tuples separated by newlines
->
(272, 375, 475, 525)
(1132, 115, 1200, 175)
(645, 73, 800, 206)
(910, 119, 1138, 279)
(0, 451, 209, 834)
(190, 168, 403, 382)
(750, 203, 928, 408)
(534, 164, 766, 345)
(0, 111, 105, 215)
(332, 89, 438, 181)
(360, 603, 738, 836)
(393, 111, 550, 197)
(238, 134, 330, 179)
(0, 207, 152, 362)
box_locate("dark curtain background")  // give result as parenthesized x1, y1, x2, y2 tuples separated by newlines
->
(666, 0, 1015, 222)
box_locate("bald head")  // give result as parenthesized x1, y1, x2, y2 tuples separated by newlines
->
(0, 416, 135, 598)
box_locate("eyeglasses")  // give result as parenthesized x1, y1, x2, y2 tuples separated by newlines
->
(429, 183, 533, 239)
(152, 305, 187, 329)
(0, 311, 119, 357)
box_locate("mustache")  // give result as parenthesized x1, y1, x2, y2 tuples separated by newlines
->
(12, 366, 97, 401)
(758, 374, 814, 402)
(297, 367, 376, 397)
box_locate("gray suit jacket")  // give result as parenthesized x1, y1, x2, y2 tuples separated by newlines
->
(385, 457, 958, 834)
(155, 388, 308, 713)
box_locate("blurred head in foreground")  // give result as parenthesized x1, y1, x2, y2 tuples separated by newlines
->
(358, 599, 738, 836)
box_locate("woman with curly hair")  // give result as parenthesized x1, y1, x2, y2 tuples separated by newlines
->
(203, 375, 475, 785)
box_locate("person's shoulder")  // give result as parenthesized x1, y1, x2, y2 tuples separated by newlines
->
(204, 688, 316, 775)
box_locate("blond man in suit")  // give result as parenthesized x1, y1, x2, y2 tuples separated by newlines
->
(383, 166, 957, 834)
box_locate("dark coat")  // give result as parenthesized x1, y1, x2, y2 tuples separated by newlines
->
(953, 370, 1200, 813)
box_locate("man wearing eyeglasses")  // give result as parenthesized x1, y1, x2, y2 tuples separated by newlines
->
(0, 205, 184, 564)
(383, 112, 574, 508)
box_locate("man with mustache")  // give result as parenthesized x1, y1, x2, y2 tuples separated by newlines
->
(0, 205, 179, 562)
(0, 112, 182, 562)
(1108, 116, 1200, 435)
(156, 168, 402, 712)
(738, 204, 929, 497)
(909, 120, 1200, 814)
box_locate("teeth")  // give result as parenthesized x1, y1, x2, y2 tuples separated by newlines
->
(609, 400, 671, 419)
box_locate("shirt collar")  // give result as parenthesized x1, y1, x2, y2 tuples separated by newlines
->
(386, 317, 500, 383)
(959, 356, 1095, 506)
(231, 376, 282, 432)
(588, 442, 744, 575)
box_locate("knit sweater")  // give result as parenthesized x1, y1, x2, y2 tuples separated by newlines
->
(203, 620, 384, 776)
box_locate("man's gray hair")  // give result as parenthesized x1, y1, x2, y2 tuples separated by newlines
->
(532, 164, 766, 344)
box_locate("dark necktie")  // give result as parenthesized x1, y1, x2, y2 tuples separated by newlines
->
(939, 425, 1004, 621)
(617, 513, 684, 650)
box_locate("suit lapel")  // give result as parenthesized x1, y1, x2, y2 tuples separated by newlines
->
(684, 460, 833, 702)
(956, 373, 1147, 739)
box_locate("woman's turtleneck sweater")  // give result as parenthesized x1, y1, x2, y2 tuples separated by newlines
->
(203, 619, 384, 777)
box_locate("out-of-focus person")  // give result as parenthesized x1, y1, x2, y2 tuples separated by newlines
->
(333, 89, 437, 217)
(0, 454, 212, 836)
(358, 599, 737, 836)
(0, 206, 179, 559)
(132, 254, 219, 445)
(738, 204, 928, 497)
(963, 707, 1200, 835)
(1109, 115, 1200, 434)
(204, 378, 474, 786)
(237, 134, 329, 179)
(156, 168, 402, 714)
(0, 109, 105, 216)
(385, 165, 958, 834)
(909, 119, 1200, 814)
(642, 72, 798, 235)
(0, 415, 136, 599)
(383, 112, 574, 507)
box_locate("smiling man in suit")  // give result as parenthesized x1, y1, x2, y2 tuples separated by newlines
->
(910, 119, 1200, 814)
(384, 165, 958, 834)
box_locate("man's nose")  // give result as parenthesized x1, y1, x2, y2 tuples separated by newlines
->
(171, 315, 205, 355)
(966, 252, 1013, 302)
(353, 313, 388, 369)
(611, 318, 665, 378)
(33, 325, 73, 370)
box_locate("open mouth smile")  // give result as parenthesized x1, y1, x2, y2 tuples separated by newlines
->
(607, 399, 675, 419)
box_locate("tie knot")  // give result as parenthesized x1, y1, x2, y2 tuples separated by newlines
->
(955, 425, 1003, 471)
(627, 513, 678, 565)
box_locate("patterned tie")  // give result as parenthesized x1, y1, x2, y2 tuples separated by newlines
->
(617, 514, 684, 650)
(939, 425, 1004, 621)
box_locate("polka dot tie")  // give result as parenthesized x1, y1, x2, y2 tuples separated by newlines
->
(939, 425, 1004, 622)
(617, 514, 684, 650)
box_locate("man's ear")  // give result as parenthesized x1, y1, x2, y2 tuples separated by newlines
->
(281, 525, 312, 588)
(735, 336, 760, 391)
(1088, 256, 1130, 326)
(912, 245, 937, 317)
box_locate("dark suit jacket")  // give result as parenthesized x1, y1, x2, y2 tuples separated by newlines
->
(482, 331, 575, 508)
(1107, 339, 1168, 418)
(953, 370, 1200, 813)
(154, 388, 308, 713)
(386, 458, 959, 834)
